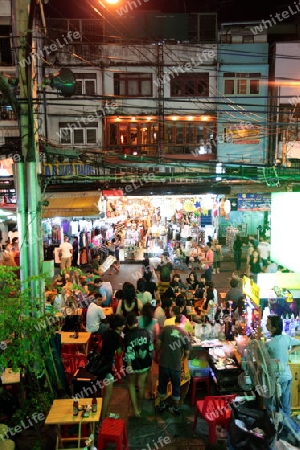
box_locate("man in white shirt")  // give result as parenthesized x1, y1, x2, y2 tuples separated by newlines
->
(93, 278, 113, 306)
(86, 294, 107, 334)
(58, 235, 73, 272)
(258, 236, 271, 267)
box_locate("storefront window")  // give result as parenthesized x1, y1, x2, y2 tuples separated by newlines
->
(150, 125, 158, 143)
(107, 120, 216, 153)
(129, 124, 138, 145)
(186, 123, 194, 143)
(140, 124, 148, 145)
(120, 125, 128, 144)
(110, 123, 117, 145)
(176, 123, 184, 144)
(196, 125, 204, 143)
(165, 124, 173, 143)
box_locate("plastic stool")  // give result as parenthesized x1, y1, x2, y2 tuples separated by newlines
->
(190, 376, 210, 406)
(98, 418, 128, 450)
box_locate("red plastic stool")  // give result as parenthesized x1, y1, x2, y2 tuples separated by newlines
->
(98, 418, 128, 450)
(190, 375, 210, 406)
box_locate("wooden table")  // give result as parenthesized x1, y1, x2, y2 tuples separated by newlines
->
(45, 398, 102, 449)
(56, 308, 83, 318)
(1, 368, 20, 384)
(58, 331, 91, 354)
(102, 307, 114, 316)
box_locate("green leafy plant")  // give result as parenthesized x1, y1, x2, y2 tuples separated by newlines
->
(0, 265, 66, 445)
(0, 266, 58, 374)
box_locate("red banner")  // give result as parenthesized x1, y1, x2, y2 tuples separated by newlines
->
(102, 190, 123, 197)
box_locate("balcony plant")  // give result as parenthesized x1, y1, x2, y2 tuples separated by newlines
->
(0, 266, 66, 449)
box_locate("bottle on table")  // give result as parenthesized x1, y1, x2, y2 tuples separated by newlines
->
(73, 398, 79, 416)
(92, 393, 97, 413)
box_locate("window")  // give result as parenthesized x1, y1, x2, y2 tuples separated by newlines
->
(170, 73, 209, 97)
(114, 73, 152, 97)
(59, 122, 98, 145)
(243, 35, 254, 43)
(108, 120, 215, 152)
(224, 73, 261, 95)
(220, 34, 232, 43)
(74, 73, 97, 95)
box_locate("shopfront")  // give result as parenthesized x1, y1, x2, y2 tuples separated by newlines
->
(219, 193, 270, 246)
(41, 192, 220, 265)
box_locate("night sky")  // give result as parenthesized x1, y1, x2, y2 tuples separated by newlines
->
(44, 0, 295, 22)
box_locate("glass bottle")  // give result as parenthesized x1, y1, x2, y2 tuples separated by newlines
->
(92, 393, 97, 413)
(73, 398, 79, 416)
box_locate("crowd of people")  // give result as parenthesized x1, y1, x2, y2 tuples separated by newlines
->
(44, 248, 251, 421)
(2, 225, 298, 444)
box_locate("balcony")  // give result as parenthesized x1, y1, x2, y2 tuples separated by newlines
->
(106, 144, 217, 161)
(0, 106, 17, 121)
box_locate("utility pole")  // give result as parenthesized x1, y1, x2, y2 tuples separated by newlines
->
(1, 1, 75, 303)
(11, 0, 42, 301)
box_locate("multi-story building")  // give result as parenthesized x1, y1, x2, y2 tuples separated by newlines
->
(217, 22, 269, 166)
(42, 13, 220, 194)
(269, 42, 300, 172)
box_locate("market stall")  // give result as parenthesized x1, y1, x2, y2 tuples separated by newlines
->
(257, 272, 300, 334)
(41, 193, 220, 265)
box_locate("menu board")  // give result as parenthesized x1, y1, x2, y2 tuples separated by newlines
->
(238, 193, 271, 211)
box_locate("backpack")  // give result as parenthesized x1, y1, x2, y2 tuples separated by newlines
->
(160, 264, 171, 281)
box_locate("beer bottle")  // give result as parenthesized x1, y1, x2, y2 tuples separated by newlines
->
(92, 393, 97, 413)
(73, 398, 79, 416)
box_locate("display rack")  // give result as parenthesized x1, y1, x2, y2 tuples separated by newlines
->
(226, 227, 240, 251)
(124, 240, 137, 260)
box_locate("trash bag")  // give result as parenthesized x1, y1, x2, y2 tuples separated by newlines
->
(229, 401, 276, 450)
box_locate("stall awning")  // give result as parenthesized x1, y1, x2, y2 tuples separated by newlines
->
(42, 192, 100, 218)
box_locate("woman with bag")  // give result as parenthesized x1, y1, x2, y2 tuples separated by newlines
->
(86, 314, 125, 420)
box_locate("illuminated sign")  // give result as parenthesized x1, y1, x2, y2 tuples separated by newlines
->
(242, 276, 260, 306)
(227, 125, 260, 144)
(43, 163, 99, 176)
(238, 193, 271, 211)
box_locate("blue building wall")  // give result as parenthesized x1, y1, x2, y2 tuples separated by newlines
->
(217, 43, 269, 165)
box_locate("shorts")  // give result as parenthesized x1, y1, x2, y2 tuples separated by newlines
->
(158, 366, 181, 401)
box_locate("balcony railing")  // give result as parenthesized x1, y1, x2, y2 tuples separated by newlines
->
(0, 107, 17, 121)
(106, 144, 217, 160)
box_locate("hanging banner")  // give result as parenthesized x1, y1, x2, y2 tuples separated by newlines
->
(238, 193, 271, 211)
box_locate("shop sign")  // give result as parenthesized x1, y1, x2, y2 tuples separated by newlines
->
(237, 193, 271, 211)
(43, 163, 99, 176)
(227, 125, 260, 144)
(242, 276, 260, 306)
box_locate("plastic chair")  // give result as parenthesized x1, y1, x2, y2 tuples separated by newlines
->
(193, 394, 237, 444)
(98, 418, 128, 450)
(61, 343, 79, 354)
(190, 375, 210, 406)
(88, 334, 103, 353)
